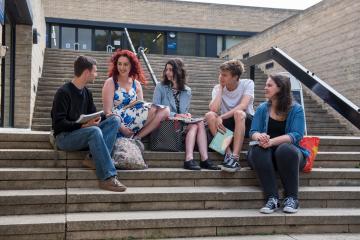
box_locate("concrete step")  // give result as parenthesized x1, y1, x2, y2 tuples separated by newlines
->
(1, 147, 359, 168)
(2, 208, 359, 239)
(1, 186, 360, 216)
(4, 208, 359, 239)
(0, 189, 66, 215)
(0, 213, 65, 240)
(0, 168, 66, 190)
(1, 167, 360, 190)
(65, 186, 360, 213)
(66, 168, 360, 188)
(160, 234, 360, 240)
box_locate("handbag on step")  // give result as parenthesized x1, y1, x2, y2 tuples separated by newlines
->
(150, 119, 186, 152)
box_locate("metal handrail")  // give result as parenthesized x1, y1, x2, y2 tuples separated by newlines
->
(138, 47, 159, 85)
(124, 28, 137, 55)
(242, 46, 360, 129)
(123, 28, 158, 86)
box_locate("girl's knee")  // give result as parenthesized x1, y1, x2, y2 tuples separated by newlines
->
(275, 143, 297, 156)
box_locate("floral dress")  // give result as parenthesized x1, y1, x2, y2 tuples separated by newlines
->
(113, 79, 152, 135)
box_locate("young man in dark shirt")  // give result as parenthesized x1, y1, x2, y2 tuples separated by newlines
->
(51, 55, 126, 192)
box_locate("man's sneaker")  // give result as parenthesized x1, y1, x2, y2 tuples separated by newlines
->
(218, 153, 232, 168)
(184, 159, 201, 170)
(200, 159, 220, 170)
(221, 154, 241, 172)
(82, 154, 96, 170)
(99, 176, 127, 192)
(283, 197, 299, 213)
(260, 197, 280, 214)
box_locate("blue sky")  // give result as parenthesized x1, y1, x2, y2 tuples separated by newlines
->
(178, 0, 323, 10)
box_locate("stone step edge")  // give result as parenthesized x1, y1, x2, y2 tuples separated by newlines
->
(1, 208, 360, 233)
(2, 186, 360, 205)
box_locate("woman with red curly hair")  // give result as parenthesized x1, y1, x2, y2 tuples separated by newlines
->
(102, 49, 169, 139)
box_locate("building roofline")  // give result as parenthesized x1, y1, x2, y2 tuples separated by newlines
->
(45, 17, 258, 36)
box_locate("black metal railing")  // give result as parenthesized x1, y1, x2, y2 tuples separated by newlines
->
(242, 46, 360, 129)
(123, 28, 159, 86)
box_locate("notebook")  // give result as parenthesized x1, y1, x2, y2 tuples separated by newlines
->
(209, 128, 234, 155)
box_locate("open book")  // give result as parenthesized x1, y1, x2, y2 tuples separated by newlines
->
(209, 128, 234, 155)
(168, 116, 204, 124)
(75, 110, 104, 124)
(122, 100, 145, 110)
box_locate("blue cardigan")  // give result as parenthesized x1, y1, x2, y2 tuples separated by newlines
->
(249, 101, 310, 157)
(152, 83, 192, 117)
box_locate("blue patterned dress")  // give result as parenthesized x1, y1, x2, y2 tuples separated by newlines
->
(113, 79, 152, 135)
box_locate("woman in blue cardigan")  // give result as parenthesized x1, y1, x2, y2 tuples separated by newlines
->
(153, 59, 219, 170)
(248, 73, 309, 214)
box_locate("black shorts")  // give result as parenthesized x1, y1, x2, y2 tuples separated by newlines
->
(222, 113, 253, 138)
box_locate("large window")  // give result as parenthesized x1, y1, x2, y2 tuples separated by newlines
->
(78, 28, 92, 51)
(111, 30, 123, 49)
(177, 32, 196, 56)
(225, 35, 246, 49)
(61, 27, 76, 50)
(142, 32, 164, 54)
(199, 34, 206, 57)
(94, 29, 108, 51)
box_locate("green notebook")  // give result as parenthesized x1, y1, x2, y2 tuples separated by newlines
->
(209, 128, 234, 155)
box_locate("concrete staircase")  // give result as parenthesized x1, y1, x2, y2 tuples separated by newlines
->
(32, 49, 354, 136)
(1, 129, 360, 239)
(1, 48, 360, 239)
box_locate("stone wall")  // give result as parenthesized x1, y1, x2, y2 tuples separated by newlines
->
(220, 0, 360, 107)
(14, 0, 46, 128)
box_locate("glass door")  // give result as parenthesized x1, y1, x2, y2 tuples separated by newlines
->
(61, 27, 76, 50)
(110, 30, 122, 51)
(78, 28, 92, 51)
(94, 29, 108, 51)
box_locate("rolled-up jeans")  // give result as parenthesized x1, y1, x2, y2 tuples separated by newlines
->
(56, 115, 120, 180)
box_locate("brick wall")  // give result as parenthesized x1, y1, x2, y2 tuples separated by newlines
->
(14, 0, 46, 128)
(220, 0, 360, 107)
(42, 0, 298, 32)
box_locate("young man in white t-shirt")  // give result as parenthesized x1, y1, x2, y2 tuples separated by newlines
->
(205, 59, 254, 172)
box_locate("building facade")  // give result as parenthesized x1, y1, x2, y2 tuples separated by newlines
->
(0, 0, 298, 128)
(43, 0, 298, 57)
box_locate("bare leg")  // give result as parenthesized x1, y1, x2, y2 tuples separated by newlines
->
(232, 110, 246, 156)
(141, 107, 157, 128)
(185, 124, 198, 161)
(204, 111, 218, 136)
(196, 121, 209, 161)
(136, 107, 170, 139)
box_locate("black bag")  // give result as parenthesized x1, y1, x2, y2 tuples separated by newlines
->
(150, 119, 185, 151)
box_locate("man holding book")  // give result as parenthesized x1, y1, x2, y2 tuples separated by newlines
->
(205, 59, 254, 172)
(51, 55, 126, 192)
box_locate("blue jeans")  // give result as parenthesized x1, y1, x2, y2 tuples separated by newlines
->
(56, 115, 120, 180)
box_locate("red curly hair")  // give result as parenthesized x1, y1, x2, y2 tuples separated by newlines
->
(107, 49, 147, 85)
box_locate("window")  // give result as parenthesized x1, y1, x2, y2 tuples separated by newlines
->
(61, 27, 76, 50)
(50, 25, 59, 49)
(177, 32, 196, 56)
(78, 28, 92, 51)
(94, 29, 108, 51)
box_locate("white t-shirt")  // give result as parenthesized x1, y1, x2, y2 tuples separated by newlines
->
(211, 79, 255, 116)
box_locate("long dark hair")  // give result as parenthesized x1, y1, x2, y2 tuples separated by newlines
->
(269, 73, 292, 116)
(162, 58, 187, 90)
(107, 49, 146, 84)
